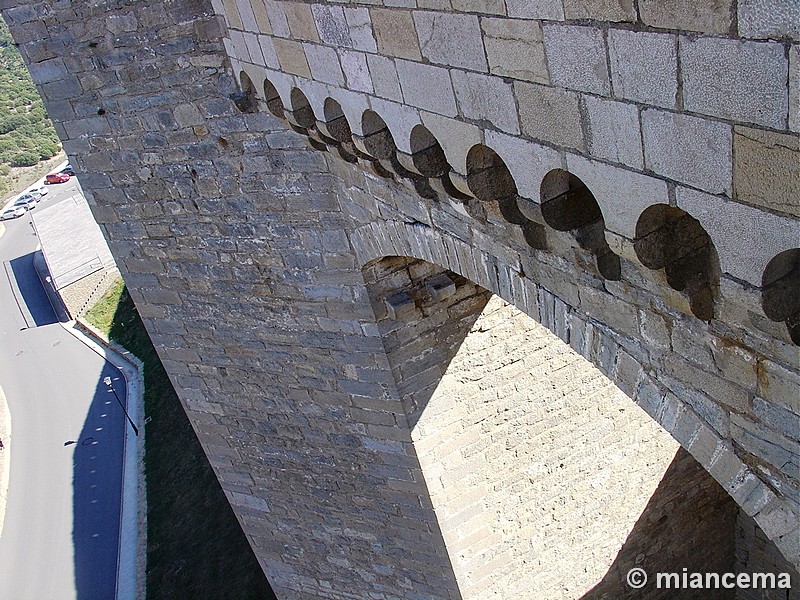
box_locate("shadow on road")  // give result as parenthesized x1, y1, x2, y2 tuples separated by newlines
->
(8, 252, 58, 327)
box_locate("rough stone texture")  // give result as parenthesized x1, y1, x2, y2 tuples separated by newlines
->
(515, 81, 584, 151)
(542, 24, 610, 95)
(681, 37, 788, 129)
(582, 95, 643, 169)
(608, 29, 677, 109)
(480, 17, 548, 83)
(738, 0, 800, 40)
(413, 12, 487, 72)
(303, 42, 344, 86)
(639, 0, 734, 35)
(5, 0, 800, 597)
(562, 0, 636, 22)
(791, 45, 800, 132)
(283, 2, 320, 42)
(452, 70, 519, 135)
(733, 127, 800, 218)
(641, 108, 732, 195)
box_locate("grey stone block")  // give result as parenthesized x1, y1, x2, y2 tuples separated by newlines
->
(312, 4, 351, 47)
(304, 43, 344, 86)
(452, 70, 519, 135)
(562, 0, 636, 22)
(396, 59, 457, 117)
(542, 24, 610, 95)
(681, 36, 788, 129)
(582, 95, 643, 169)
(481, 17, 548, 84)
(791, 45, 799, 132)
(370, 8, 422, 61)
(340, 50, 373, 93)
(515, 81, 584, 151)
(425, 274, 456, 302)
(608, 29, 677, 109)
(367, 55, 403, 103)
(344, 7, 377, 53)
(413, 12, 488, 72)
(639, 0, 733, 34)
(505, 0, 564, 20)
(738, 0, 800, 40)
(642, 108, 732, 195)
(386, 291, 416, 319)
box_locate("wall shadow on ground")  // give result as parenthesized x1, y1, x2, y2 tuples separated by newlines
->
(8, 251, 58, 326)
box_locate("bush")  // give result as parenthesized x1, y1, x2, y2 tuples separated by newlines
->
(9, 150, 39, 167)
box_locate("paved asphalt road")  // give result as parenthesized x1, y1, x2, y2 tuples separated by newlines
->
(0, 179, 126, 599)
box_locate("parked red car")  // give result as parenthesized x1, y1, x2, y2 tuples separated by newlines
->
(45, 172, 70, 184)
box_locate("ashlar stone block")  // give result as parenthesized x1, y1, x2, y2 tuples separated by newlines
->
(367, 55, 403, 102)
(608, 29, 677, 109)
(312, 4, 351, 47)
(583, 95, 643, 169)
(641, 108, 732, 195)
(484, 130, 561, 202)
(345, 7, 377, 53)
(681, 37, 788, 130)
(413, 12, 488, 72)
(481, 18, 548, 84)
(791, 45, 799, 132)
(340, 50, 373, 94)
(304, 43, 344, 86)
(515, 81, 584, 151)
(452, 70, 519, 135)
(562, 0, 636, 22)
(396, 60, 457, 117)
(221, 0, 243, 30)
(370, 8, 422, 61)
(283, 2, 320, 42)
(639, 0, 733, 35)
(738, 0, 800, 40)
(542, 24, 610, 95)
(733, 127, 800, 218)
(506, 0, 564, 20)
(273, 38, 311, 78)
(421, 112, 483, 174)
(451, 0, 507, 15)
(251, 0, 272, 34)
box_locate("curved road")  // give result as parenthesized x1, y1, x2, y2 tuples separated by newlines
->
(0, 180, 126, 600)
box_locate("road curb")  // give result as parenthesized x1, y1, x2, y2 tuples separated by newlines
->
(0, 385, 10, 544)
(60, 318, 147, 600)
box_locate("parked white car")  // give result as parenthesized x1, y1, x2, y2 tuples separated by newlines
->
(1, 206, 26, 220)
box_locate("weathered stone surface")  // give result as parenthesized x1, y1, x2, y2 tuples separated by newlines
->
(283, 2, 319, 42)
(515, 81, 584, 151)
(791, 45, 800, 132)
(420, 112, 483, 174)
(451, 0, 507, 15)
(639, 0, 734, 35)
(562, 0, 636, 22)
(608, 29, 677, 109)
(340, 50, 372, 93)
(738, 0, 800, 40)
(370, 8, 421, 61)
(303, 42, 344, 86)
(542, 24, 610, 95)
(642, 108, 732, 195)
(485, 130, 561, 202)
(481, 17, 548, 84)
(733, 127, 800, 219)
(311, 4, 351, 47)
(681, 37, 788, 129)
(250, 0, 272, 34)
(396, 59, 457, 117)
(367, 54, 403, 102)
(505, 0, 564, 20)
(413, 12, 487, 72)
(583, 95, 643, 169)
(272, 37, 310, 78)
(344, 7, 377, 53)
(452, 70, 519, 135)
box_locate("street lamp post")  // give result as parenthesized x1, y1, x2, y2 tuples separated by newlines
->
(103, 375, 138, 436)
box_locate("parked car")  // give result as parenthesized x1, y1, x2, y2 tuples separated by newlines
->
(45, 172, 70, 184)
(59, 164, 75, 176)
(1, 206, 26, 220)
(13, 195, 37, 210)
(29, 185, 48, 197)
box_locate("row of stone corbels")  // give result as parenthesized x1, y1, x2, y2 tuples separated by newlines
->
(348, 217, 800, 570)
(232, 59, 799, 337)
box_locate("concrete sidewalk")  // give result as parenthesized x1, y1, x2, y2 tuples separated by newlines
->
(0, 385, 10, 542)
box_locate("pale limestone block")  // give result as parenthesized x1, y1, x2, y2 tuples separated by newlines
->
(506, 0, 564, 19)
(641, 109, 732, 195)
(681, 37, 788, 130)
(396, 59, 457, 117)
(264, 0, 290, 38)
(451, 70, 519, 135)
(243, 32, 264, 65)
(608, 29, 677, 109)
(284, 3, 320, 42)
(562, 0, 636, 22)
(370, 8, 422, 61)
(293, 78, 329, 120)
(542, 24, 610, 95)
(639, 0, 733, 35)
(421, 112, 483, 174)
(676, 186, 800, 286)
(481, 18, 548, 84)
(515, 81, 584, 151)
(367, 55, 403, 102)
(327, 87, 371, 135)
(264, 67, 295, 108)
(311, 4, 351, 47)
(251, 0, 273, 34)
(413, 12, 488, 72)
(791, 45, 799, 132)
(258, 35, 280, 70)
(738, 0, 800, 40)
(733, 127, 800, 218)
(451, 0, 507, 15)
(370, 98, 422, 153)
(235, 0, 259, 31)
(340, 50, 373, 94)
(566, 154, 669, 238)
(304, 43, 344, 86)
(582, 95, 642, 169)
(344, 7, 377, 53)
(222, 0, 243, 29)
(484, 130, 561, 202)
(229, 30, 251, 61)
(223, 38, 239, 63)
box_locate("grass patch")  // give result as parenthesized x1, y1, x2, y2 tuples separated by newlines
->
(86, 280, 275, 600)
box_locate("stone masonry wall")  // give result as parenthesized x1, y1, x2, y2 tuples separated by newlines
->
(1, 0, 799, 597)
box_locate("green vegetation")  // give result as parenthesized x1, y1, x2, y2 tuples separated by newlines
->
(86, 280, 275, 600)
(0, 16, 62, 198)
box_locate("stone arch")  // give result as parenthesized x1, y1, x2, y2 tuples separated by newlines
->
(320, 97, 352, 143)
(349, 219, 798, 570)
(761, 248, 800, 345)
(540, 169, 621, 281)
(230, 70, 257, 113)
(405, 125, 469, 200)
(465, 144, 546, 249)
(286, 87, 316, 131)
(357, 110, 396, 161)
(634, 204, 718, 321)
(262, 78, 285, 119)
